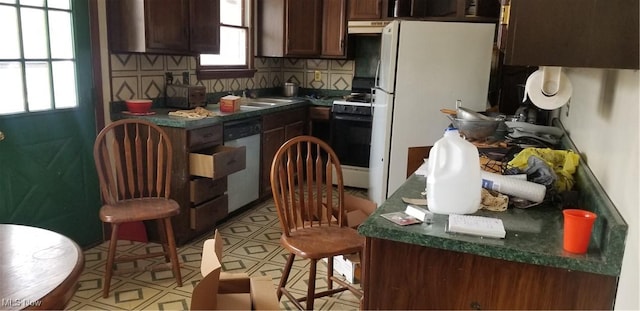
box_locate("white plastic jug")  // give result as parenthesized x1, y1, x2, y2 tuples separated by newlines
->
(426, 128, 481, 214)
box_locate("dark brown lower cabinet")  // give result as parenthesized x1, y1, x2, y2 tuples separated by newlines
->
(362, 237, 618, 310)
(147, 125, 242, 246)
(260, 108, 307, 197)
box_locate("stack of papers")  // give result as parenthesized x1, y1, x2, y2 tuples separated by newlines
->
(447, 214, 506, 239)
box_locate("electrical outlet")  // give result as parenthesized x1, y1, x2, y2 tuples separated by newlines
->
(314, 70, 322, 82)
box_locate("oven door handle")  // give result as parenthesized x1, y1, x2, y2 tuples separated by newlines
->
(332, 114, 373, 122)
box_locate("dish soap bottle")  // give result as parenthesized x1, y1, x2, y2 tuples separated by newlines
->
(426, 128, 481, 215)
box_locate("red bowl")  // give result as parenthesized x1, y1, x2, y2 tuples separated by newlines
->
(125, 99, 152, 113)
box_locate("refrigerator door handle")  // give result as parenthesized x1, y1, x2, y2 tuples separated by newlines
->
(374, 59, 381, 88)
(370, 87, 376, 113)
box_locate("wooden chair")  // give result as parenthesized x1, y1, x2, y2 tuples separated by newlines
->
(93, 119, 182, 298)
(270, 135, 364, 310)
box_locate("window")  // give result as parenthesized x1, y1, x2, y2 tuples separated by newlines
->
(197, 0, 255, 79)
(0, 0, 78, 115)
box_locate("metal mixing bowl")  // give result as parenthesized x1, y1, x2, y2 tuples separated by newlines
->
(449, 116, 502, 140)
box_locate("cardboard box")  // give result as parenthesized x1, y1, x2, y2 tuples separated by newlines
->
(191, 230, 280, 310)
(219, 95, 241, 113)
(328, 253, 362, 284)
(344, 193, 376, 228)
(323, 193, 374, 284)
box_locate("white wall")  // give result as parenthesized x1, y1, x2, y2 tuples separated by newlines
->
(559, 68, 639, 310)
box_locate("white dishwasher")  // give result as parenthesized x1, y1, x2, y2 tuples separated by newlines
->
(223, 118, 261, 213)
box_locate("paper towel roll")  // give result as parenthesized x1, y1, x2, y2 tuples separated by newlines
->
(525, 67, 572, 110)
(481, 171, 546, 203)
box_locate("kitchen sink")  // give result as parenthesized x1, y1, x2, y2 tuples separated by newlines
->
(244, 102, 278, 107)
(239, 97, 297, 110)
(252, 97, 295, 103)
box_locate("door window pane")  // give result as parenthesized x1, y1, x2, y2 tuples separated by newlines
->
(52, 61, 77, 108)
(21, 7, 48, 59)
(25, 61, 52, 111)
(1, 1, 77, 115)
(0, 62, 25, 114)
(20, 0, 44, 7)
(49, 10, 73, 58)
(0, 5, 20, 59)
(48, 0, 70, 10)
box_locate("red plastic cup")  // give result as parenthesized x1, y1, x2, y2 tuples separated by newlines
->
(562, 209, 597, 254)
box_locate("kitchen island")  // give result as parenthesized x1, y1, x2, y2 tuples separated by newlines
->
(358, 137, 627, 309)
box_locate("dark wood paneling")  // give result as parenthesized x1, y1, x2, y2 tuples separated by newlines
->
(348, 0, 383, 20)
(406, 146, 431, 178)
(363, 237, 618, 310)
(503, 0, 639, 69)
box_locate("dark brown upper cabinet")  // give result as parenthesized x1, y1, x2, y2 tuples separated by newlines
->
(348, 0, 385, 20)
(107, 0, 220, 55)
(257, 0, 349, 58)
(322, 0, 348, 57)
(500, 0, 639, 69)
(257, 0, 322, 57)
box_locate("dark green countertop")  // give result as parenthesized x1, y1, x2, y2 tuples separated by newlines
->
(115, 98, 311, 129)
(358, 167, 627, 277)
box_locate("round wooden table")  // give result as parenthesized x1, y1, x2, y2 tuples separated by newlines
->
(0, 224, 84, 310)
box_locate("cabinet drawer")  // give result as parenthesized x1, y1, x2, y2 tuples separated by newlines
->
(190, 194, 228, 231)
(190, 176, 227, 205)
(189, 145, 246, 178)
(263, 107, 307, 131)
(188, 124, 223, 149)
(309, 106, 330, 120)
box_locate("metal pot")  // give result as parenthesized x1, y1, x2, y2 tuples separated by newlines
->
(448, 115, 501, 140)
(283, 82, 299, 97)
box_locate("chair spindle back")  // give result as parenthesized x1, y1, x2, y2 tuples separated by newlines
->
(270, 136, 346, 236)
(93, 119, 173, 204)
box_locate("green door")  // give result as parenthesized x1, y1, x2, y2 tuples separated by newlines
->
(0, 0, 101, 247)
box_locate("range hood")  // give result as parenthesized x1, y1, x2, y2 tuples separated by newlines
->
(348, 20, 391, 34)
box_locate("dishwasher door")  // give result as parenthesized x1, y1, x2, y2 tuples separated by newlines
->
(224, 121, 261, 213)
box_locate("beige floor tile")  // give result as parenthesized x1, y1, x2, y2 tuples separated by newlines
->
(71, 190, 365, 310)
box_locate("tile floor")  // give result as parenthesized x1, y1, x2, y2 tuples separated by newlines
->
(67, 188, 367, 310)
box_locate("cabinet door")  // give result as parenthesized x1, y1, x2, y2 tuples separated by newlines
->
(322, 0, 348, 57)
(285, 0, 323, 56)
(363, 237, 618, 310)
(261, 128, 285, 197)
(145, 0, 190, 52)
(348, 0, 383, 19)
(285, 121, 305, 140)
(502, 0, 639, 69)
(189, 0, 221, 54)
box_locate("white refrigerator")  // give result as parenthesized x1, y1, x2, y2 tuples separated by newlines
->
(369, 20, 495, 206)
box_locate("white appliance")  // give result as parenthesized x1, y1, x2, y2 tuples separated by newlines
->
(224, 118, 261, 213)
(369, 20, 495, 206)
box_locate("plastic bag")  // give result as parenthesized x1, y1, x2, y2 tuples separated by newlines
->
(507, 148, 580, 192)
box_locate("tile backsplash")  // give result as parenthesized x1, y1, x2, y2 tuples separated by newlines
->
(109, 54, 356, 101)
